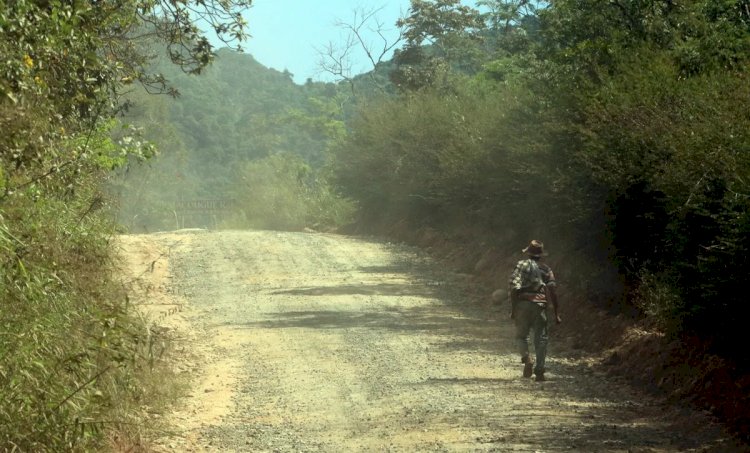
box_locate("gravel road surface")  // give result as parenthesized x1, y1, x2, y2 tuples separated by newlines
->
(119, 230, 742, 452)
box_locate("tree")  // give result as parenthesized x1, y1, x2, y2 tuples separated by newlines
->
(390, 0, 484, 91)
(0, 3, 251, 447)
(477, 0, 542, 55)
(1, 0, 251, 195)
(533, 0, 750, 356)
(316, 6, 404, 95)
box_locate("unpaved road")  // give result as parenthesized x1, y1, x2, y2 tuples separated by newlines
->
(119, 230, 742, 452)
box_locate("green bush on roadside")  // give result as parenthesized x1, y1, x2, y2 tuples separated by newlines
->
(0, 185, 174, 450)
(0, 110, 176, 451)
(226, 153, 356, 231)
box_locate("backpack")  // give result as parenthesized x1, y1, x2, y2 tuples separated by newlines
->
(519, 259, 546, 294)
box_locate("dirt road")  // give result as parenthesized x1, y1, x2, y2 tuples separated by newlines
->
(119, 230, 741, 452)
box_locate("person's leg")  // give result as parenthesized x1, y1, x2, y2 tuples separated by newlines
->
(532, 306, 549, 379)
(514, 302, 534, 377)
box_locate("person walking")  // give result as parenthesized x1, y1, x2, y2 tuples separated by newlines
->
(508, 240, 561, 381)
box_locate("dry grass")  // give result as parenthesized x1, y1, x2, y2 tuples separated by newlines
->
(0, 186, 185, 451)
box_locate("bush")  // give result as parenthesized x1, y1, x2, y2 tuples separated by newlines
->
(0, 184, 162, 450)
(573, 56, 750, 355)
(226, 153, 355, 231)
(0, 113, 173, 450)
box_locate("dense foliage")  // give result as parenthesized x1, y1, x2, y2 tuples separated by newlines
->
(113, 49, 354, 232)
(0, 0, 249, 449)
(330, 0, 750, 366)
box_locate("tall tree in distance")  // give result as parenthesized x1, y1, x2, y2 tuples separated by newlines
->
(390, 0, 484, 91)
(316, 6, 405, 96)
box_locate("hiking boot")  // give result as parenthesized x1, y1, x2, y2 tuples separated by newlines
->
(534, 373, 545, 382)
(522, 358, 533, 378)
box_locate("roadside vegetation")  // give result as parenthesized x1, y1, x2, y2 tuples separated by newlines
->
(0, 1, 250, 449)
(333, 0, 750, 347)
(328, 0, 750, 439)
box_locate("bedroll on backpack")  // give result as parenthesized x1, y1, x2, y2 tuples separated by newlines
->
(520, 259, 545, 294)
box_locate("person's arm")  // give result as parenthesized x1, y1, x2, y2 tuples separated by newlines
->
(509, 262, 522, 320)
(541, 265, 561, 324)
(509, 287, 518, 319)
(548, 285, 561, 324)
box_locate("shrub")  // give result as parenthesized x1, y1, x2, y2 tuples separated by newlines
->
(0, 185, 160, 450)
(227, 153, 355, 231)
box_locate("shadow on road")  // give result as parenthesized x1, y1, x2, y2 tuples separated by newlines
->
(271, 283, 439, 298)
(231, 307, 491, 336)
(225, 304, 738, 452)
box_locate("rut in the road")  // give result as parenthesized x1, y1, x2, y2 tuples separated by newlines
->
(120, 230, 741, 452)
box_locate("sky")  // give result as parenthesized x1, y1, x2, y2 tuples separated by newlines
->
(224, 1, 412, 85)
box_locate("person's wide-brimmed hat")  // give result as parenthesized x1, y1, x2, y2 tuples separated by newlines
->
(523, 240, 547, 257)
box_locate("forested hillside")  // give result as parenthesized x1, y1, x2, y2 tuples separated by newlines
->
(113, 49, 354, 232)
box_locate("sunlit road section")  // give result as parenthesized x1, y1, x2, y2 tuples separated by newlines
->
(120, 230, 737, 452)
